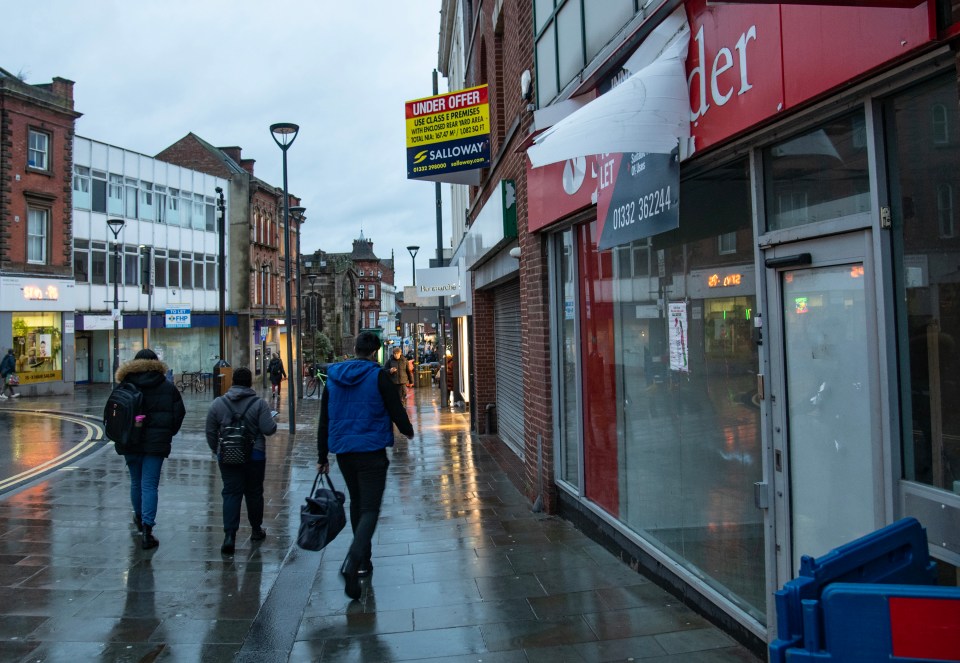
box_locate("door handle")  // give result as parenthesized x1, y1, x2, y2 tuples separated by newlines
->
(754, 481, 770, 509)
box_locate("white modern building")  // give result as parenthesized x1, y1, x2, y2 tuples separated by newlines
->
(72, 136, 230, 384)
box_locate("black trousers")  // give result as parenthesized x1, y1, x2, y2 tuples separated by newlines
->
(336, 449, 389, 565)
(219, 459, 266, 533)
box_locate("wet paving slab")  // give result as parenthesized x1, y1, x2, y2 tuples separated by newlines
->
(0, 383, 762, 662)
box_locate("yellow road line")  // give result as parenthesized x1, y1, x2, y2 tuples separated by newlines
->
(0, 413, 105, 492)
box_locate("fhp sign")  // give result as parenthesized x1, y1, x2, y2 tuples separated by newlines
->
(165, 308, 191, 328)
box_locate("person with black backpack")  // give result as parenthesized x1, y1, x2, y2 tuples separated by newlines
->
(205, 366, 278, 554)
(113, 348, 186, 550)
(268, 353, 286, 398)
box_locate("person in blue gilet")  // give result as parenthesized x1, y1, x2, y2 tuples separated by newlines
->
(316, 332, 414, 600)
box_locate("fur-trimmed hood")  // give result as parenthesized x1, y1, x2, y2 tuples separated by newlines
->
(115, 358, 169, 384)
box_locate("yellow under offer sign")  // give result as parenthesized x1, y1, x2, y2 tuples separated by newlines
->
(405, 84, 491, 182)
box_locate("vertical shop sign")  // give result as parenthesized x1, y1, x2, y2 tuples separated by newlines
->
(668, 301, 689, 372)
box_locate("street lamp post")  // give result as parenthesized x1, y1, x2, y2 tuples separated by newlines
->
(107, 218, 125, 388)
(308, 272, 318, 363)
(261, 263, 269, 389)
(270, 122, 299, 434)
(290, 206, 306, 400)
(406, 245, 419, 367)
(358, 283, 365, 335)
(214, 186, 229, 396)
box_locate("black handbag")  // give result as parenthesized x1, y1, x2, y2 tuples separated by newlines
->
(297, 472, 346, 552)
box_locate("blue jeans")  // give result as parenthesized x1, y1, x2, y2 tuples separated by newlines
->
(218, 460, 266, 533)
(336, 449, 389, 565)
(126, 454, 165, 527)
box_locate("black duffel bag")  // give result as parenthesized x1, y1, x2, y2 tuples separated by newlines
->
(297, 472, 346, 552)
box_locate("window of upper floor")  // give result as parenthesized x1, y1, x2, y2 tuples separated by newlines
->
(28, 128, 50, 172)
(534, 0, 640, 105)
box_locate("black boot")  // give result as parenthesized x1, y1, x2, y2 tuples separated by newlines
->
(221, 531, 236, 555)
(133, 513, 143, 532)
(340, 555, 362, 600)
(141, 525, 159, 550)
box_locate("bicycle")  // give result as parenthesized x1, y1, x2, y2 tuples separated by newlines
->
(304, 369, 327, 398)
(175, 370, 206, 393)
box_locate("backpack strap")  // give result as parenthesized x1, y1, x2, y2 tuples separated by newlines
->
(224, 397, 258, 432)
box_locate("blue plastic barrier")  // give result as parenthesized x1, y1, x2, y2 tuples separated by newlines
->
(769, 517, 959, 662)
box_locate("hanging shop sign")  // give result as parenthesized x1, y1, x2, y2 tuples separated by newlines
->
(415, 266, 461, 298)
(406, 85, 490, 184)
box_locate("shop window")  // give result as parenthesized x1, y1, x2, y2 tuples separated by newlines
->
(74, 239, 89, 283)
(168, 250, 180, 288)
(124, 245, 139, 285)
(206, 255, 216, 290)
(556, 157, 764, 622)
(889, 74, 960, 495)
(718, 231, 737, 254)
(11, 313, 63, 383)
(27, 208, 48, 264)
(205, 196, 216, 231)
(194, 252, 204, 289)
(181, 253, 193, 289)
(107, 242, 121, 285)
(139, 182, 154, 220)
(193, 194, 205, 230)
(108, 174, 123, 216)
(937, 184, 955, 238)
(181, 191, 192, 227)
(73, 165, 91, 209)
(91, 241, 107, 285)
(124, 178, 138, 218)
(27, 129, 50, 171)
(91, 170, 107, 213)
(154, 249, 167, 288)
(167, 189, 179, 225)
(932, 103, 949, 145)
(764, 111, 871, 231)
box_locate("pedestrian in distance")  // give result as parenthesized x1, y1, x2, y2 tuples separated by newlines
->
(384, 346, 412, 401)
(116, 348, 186, 549)
(205, 366, 278, 555)
(317, 331, 414, 600)
(0, 349, 18, 399)
(268, 353, 286, 397)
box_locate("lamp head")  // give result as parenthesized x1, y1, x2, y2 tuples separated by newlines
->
(106, 217, 125, 238)
(520, 70, 533, 101)
(289, 206, 306, 219)
(406, 245, 420, 259)
(269, 122, 300, 149)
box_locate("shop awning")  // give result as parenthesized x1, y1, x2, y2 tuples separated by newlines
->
(527, 7, 691, 169)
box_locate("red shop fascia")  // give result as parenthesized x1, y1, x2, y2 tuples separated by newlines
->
(528, 0, 937, 233)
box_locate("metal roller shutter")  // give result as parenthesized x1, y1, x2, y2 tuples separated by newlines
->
(494, 280, 524, 456)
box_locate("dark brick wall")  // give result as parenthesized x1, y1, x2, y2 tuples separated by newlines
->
(466, 1, 556, 510)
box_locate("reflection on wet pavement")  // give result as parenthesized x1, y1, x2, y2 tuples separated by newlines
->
(0, 384, 760, 662)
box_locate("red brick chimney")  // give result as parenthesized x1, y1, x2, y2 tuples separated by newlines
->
(240, 158, 255, 175)
(220, 146, 242, 164)
(51, 77, 75, 108)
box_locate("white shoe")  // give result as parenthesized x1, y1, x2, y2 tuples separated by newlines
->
(0, 395, 7, 400)
(10, 394, 19, 398)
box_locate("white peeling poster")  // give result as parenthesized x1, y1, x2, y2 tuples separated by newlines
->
(668, 301, 689, 373)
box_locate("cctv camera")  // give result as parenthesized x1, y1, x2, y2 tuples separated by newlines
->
(215, 186, 223, 194)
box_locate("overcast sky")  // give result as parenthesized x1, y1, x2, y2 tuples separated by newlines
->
(2, 0, 448, 291)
